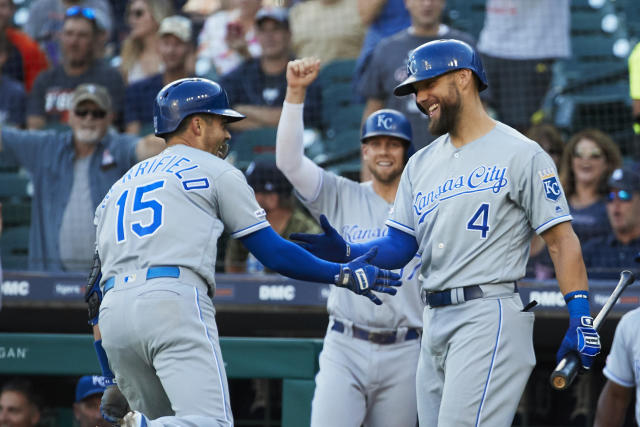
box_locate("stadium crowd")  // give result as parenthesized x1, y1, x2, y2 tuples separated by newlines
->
(0, 0, 639, 426)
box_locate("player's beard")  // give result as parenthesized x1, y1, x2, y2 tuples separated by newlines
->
(368, 162, 403, 185)
(74, 128, 103, 145)
(428, 84, 462, 137)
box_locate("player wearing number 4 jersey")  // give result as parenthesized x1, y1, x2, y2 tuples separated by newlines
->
(293, 39, 601, 426)
(278, 58, 422, 427)
(93, 78, 402, 427)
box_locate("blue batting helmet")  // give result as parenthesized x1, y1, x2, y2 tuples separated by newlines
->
(153, 78, 245, 136)
(361, 109, 415, 159)
(394, 39, 488, 97)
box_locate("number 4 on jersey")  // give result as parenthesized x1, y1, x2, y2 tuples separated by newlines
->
(466, 203, 490, 238)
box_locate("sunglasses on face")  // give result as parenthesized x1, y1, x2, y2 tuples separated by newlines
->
(65, 6, 97, 21)
(607, 190, 633, 202)
(74, 109, 107, 119)
(573, 149, 603, 160)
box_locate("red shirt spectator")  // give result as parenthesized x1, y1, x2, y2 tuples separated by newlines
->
(4, 27, 48, 91)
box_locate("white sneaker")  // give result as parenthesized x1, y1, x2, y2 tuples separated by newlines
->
(120, 411, 148, 427)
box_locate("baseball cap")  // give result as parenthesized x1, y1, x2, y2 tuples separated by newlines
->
(75, 375, 108, 402)
(255, 7, 289, 28)
(158, 15, 192, 43)
(245, 160, 293, 195)
(608, 167, 640, 192)
(70, 84, 112, 111)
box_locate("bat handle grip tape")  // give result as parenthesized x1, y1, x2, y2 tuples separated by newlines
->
(550, 352, 581, 391)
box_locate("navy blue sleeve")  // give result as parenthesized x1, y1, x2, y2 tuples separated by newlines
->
(123, 84, 140, 126)
(241, 227, 339, 283)
(347, 226, 418, 269)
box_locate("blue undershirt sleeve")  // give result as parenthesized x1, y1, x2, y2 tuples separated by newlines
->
(346, 226, 418, 269)
(241, 227, 340, 283)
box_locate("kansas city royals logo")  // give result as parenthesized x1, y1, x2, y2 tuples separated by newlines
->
(407, 58, 418, 76)
(539, 169, 562, 201)
(377, 114, 394, 130)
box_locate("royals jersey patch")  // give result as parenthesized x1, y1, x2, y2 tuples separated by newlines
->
(539, 169, 562, 201)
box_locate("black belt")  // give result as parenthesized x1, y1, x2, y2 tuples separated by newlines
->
(331, 320, 420, 345)
(423, 284, 518, 308)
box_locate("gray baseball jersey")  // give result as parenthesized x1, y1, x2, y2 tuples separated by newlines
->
(387, 122, 571, 291)
(386, 121, 569, 426)
(302, 170, 423, 329)
(95, 144, 269, 293)
(603, 306, 640, 424)
(95, 143, 269, 425)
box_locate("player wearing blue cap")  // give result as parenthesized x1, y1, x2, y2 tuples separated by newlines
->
(74, 375, 110, 427)
(290, 40, 601, 426)
(90, 77, 402, 427)
(277, 57, 421, 427)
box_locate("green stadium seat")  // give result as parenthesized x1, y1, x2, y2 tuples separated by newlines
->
(317, 59, 356, 85)
(0, 225, 29, 270)
(227, 127, 278, 171)
(313, 129, 361, 167)
(2, 201, 31, 227)
(0, 172, 31, 199)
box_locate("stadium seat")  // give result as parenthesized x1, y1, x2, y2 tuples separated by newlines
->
(0, 225, 30, 270)
(227, 127, 278, 171)
(313, 129, 361, 167)
(0, 172, 31, 199)
(317, 59, 356, 85)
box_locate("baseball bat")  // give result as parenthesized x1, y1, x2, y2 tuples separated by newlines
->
(549, 270, 635, 391)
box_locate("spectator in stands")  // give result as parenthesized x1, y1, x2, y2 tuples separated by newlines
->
(196, 0, 261, 78)
(353, 0, 410, 97)
(559, 128, 622, 245)
(0, 0, 48, 92)
(582, 166, 640, 280)
(0, 378, 41, 427)
(358, 0, 475, 150)
(220, 7, 323, 132)
(124, 15, 193, 135)
(119, 0, 173, 85)
(225, 160, 321, 273)
(73, 375, 110, 427)
(0, 36, 26, 127)
(26, 7, 125, 130)
(289, 0, 365, 65)
(630, 42, 640, 160)
(24, 0, 113, 66)
(526, 122, 565, 170)
(477, 0, 570, 133)
(0, 83, 165, 271)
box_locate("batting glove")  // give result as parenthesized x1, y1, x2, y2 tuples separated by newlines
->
(291, 214, 351, 262)
(334, 247, 402, 305)
(556, 291, 600, 369)
(101, 384, 131, 425)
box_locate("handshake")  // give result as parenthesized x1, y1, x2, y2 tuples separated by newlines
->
(292, 215, 403, 305)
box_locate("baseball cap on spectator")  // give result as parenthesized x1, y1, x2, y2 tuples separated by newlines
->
(70, 84, 112, 112)
(158, 15, 192, 43)
(255, 7, 289, 28)
(75, 375, 108, 402)
(245, 160, 293, 195)
(608, 167, 640, 193)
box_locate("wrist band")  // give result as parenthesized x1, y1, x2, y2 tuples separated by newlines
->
(564, 290, 589, 304)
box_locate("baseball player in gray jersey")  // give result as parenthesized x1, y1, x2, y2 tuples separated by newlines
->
(277, 58, 423, 427)
(291, 39, 602, 426)
(93, 77, 402, 427)
(594, 306, 640, 426)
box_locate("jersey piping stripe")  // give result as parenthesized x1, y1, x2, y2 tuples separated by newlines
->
(231, 220, 269, 238)
(385, 219, 415, 235)
(603, 367, 635, 388)
(193, 287, 232, 424)
(534, 214, 572, 233)
(475, 299, 503, 427)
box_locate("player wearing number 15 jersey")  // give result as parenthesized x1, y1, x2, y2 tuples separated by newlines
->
(93, 78, 402, 427)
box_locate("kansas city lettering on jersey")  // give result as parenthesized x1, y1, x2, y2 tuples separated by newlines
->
(413, 165, 508, 223)
(120, 155, 209, 191)
(341, 224, 388, 243)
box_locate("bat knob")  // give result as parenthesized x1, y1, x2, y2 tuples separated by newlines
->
(550, 375, 567, 390)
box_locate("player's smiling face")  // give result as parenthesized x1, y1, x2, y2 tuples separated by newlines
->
(414, 72, 462, 137)
(362, 136, 405, 184)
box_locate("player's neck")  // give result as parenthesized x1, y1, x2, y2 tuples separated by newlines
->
(449, 101, 495, 148)
(371, 179, 399, 204)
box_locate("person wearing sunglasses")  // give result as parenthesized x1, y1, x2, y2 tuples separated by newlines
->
(0, 83, 165, 272)
(581, 166, 640, 280)
(26, 5, 123, 130)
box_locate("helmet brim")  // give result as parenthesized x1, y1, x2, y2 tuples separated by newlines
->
(393, 76, 419, 97)
(210, 108, 246, 123)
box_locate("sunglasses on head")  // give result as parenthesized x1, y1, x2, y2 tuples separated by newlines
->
(74, 108, 107, 119)
(65, 6, 97, 21)
(573, 149, 603, 160)
(607, 190, 633, 202)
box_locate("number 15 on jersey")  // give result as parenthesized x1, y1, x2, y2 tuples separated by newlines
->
(116, 180, 165, 243)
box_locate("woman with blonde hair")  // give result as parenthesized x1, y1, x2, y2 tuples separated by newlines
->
(119, 0, 173, 84)
(559, 128, 623, 244)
